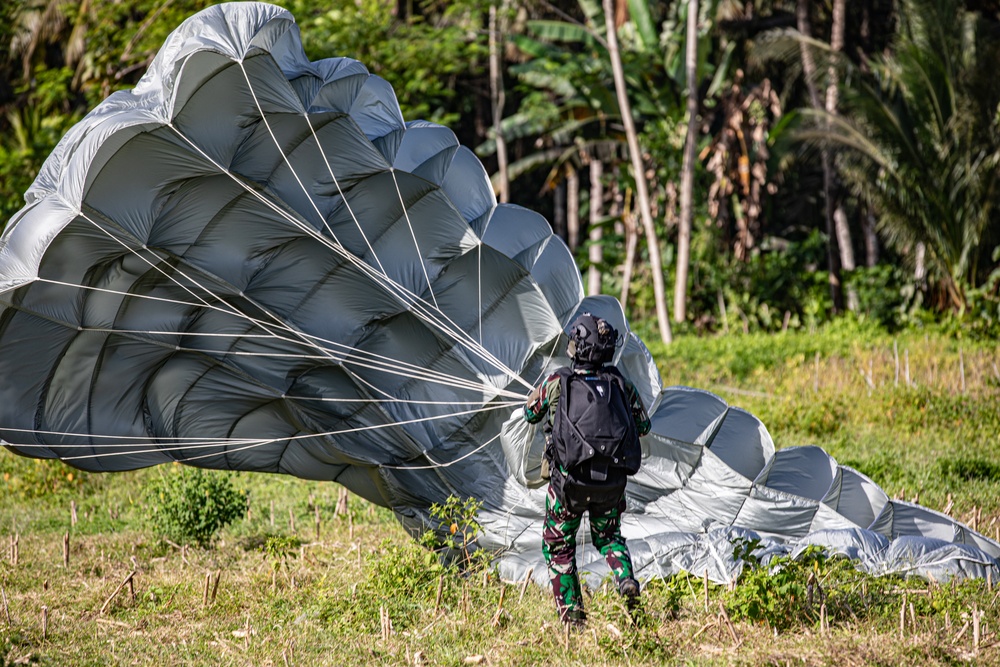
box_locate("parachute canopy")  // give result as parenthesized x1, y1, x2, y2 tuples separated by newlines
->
(1, 2, 996, 584)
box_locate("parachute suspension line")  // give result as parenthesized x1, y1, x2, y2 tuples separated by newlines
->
(36, 276, 525, 401)
(388, 167, 438, 309)
(237, 66, 454, 350)
(280, 396, 521, 407)
(380, 428, 504, 470)
(528, 335, 564, 388)
(164, 123, 528, 393)
(33, 280, 523, 400)
(232, 62, 436, 403)
(478, 240, 483, 346)
(302, 101, 511, 384)
(157, 124, 408, 402)
(301, 112, 388, 277)
(16, 229, 520, 442)
(77, 330, 521, 399)
(21, 401, 515, 463)
(67, 208, 372, 393)
(157, 124, 468, 384)
(0, 426, 256, 445)
(70, 182, 516, 407)
(232, 73, 532, 391)
(63, 209, 338, 379)
(236, 61, 344, 249)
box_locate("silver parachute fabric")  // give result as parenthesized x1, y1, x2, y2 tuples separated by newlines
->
(0, 2, 996, 585)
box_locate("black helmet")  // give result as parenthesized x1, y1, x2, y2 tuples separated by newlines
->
(566, 313, 618, 365)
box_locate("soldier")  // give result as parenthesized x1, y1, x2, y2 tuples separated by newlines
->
(524, 313, 650, 628)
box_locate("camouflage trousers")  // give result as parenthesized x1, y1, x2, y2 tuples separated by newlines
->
(541, 484, 635, 621)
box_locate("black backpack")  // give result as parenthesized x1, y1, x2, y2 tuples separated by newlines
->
(548, 366, 641, 487)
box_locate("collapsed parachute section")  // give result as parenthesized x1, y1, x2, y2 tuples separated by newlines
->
(0, 2, 996, 584)
(0, 2, 571, 519)
(497, 332, 1000, 584)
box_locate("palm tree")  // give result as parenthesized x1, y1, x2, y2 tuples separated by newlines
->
(802, 0, 1000, 310)
(796, 0, 844, 313)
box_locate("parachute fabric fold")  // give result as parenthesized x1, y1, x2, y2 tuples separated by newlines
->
(0, 2, 997, 586)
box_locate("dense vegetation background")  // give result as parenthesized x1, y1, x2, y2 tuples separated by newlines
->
(1, 0, 998, 342)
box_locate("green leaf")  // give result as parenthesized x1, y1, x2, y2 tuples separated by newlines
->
(626, 0, 658, 50)
(526, 20, 599, 48)
(706, 41, 735, 98)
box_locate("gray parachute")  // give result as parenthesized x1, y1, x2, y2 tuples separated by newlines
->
(0, 2, 996, 585)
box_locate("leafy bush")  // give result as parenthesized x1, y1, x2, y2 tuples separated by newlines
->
(723, 539, 826, 630)
(0, 456, 94, 500)
(319, 538, 452, 633)
(843, 264, 913, 330)
(724, 539, 888, 632)
(419, 494, 490, 570)
(684, 230, 834, 335)
(144, 467, 248, 548)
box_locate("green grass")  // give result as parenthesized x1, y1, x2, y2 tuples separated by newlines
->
(2, 323, 1000, 665)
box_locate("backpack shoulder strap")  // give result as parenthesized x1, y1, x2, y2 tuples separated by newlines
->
(552, 366, 572, 393)
(601, 364, 625, 383)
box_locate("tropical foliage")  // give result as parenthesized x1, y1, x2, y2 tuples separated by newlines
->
(801, 0, 1000, 313)
(0, 0, 997, 335)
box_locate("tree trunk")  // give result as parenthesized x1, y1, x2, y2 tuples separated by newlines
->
(914, 242, 926, 282)
(797, 0, 843, 313)
(620, 211, 639, 308)
(588, 158, 604, 295)
(675, 0, 699, 324)
(602, 0, 672, 343)
(826, 0, 856, 311)
(862, 207, 879, 267)
(553, 179, 566, 242)
(489, 2, 510, 203)
(566, 164, 580, 252)
(834, 207, 857, 310)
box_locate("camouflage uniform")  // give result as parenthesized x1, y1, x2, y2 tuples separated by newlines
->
(525, 367, 650, 623)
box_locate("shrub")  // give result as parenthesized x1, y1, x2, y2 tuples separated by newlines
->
(419, 494, 490, 570)
(0, 456, 93, 500)
(318, 538, 451, 633)
(145, 467, 248, 548)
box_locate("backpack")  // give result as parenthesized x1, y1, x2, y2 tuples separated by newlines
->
(547, 366, 641, 486)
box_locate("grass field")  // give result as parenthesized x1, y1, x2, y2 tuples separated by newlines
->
(2, 323, 999, 666)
